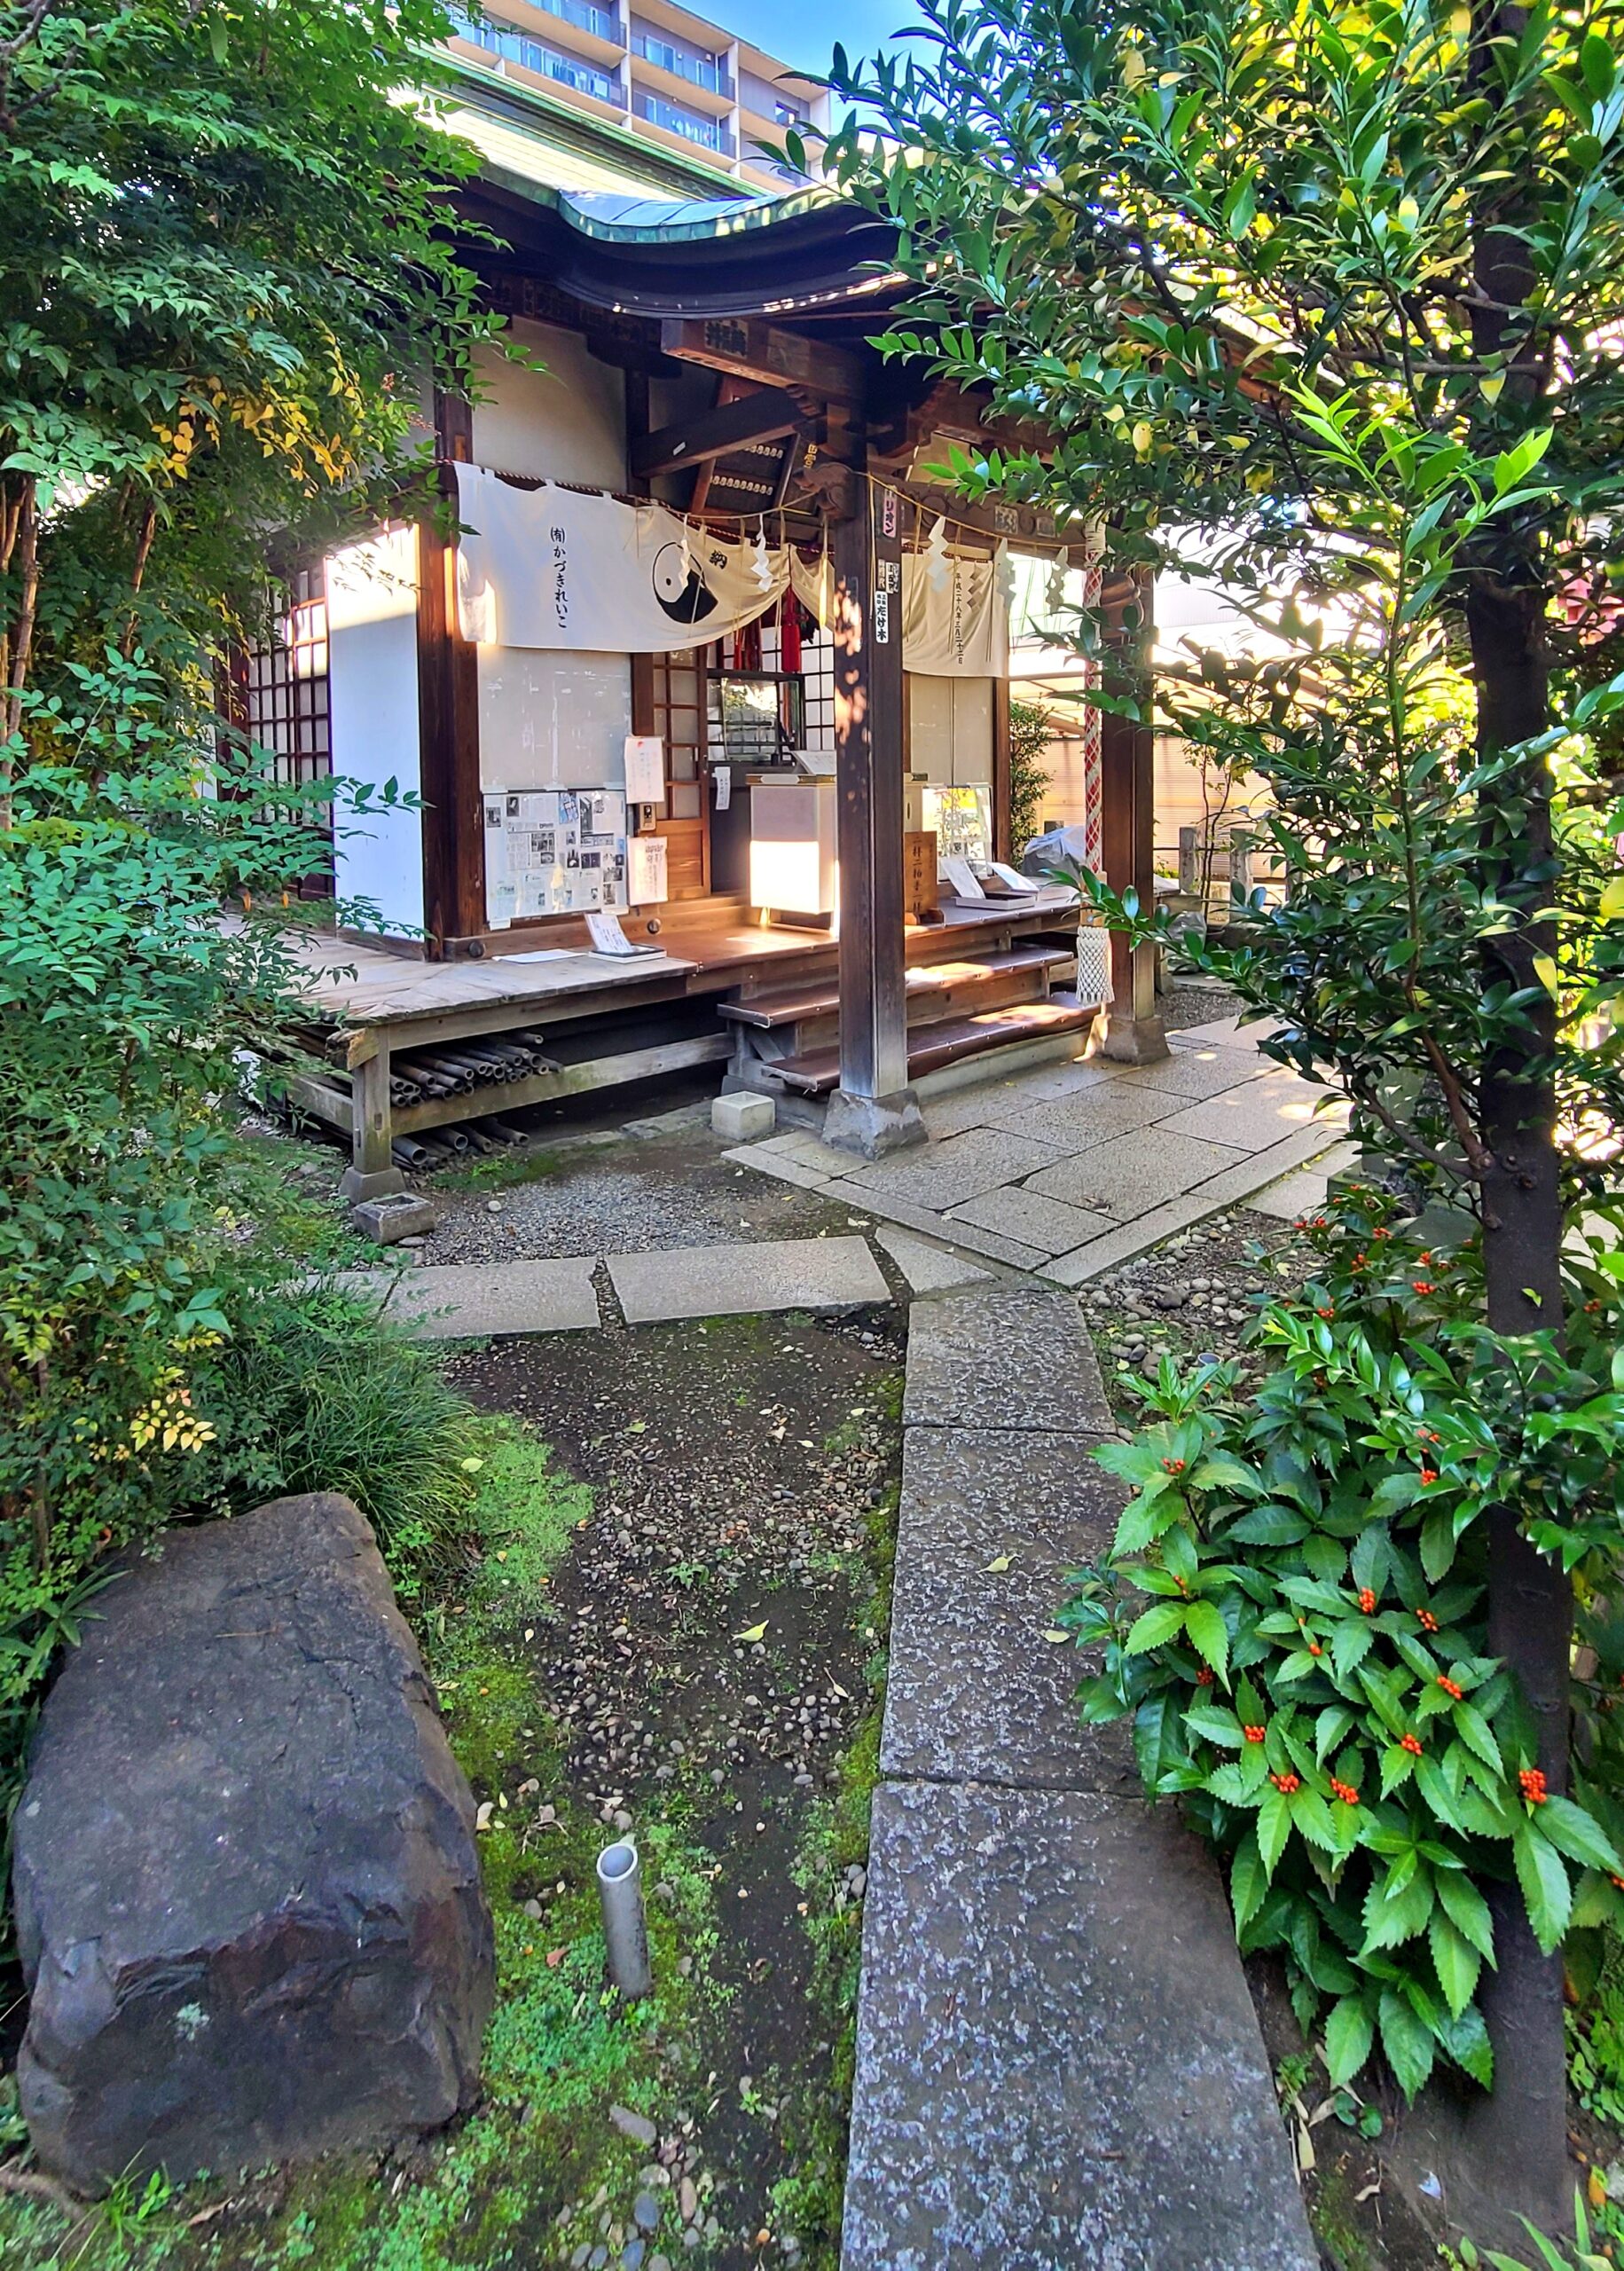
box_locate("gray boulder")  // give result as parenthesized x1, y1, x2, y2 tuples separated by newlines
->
(12, 1493, 492, 2194)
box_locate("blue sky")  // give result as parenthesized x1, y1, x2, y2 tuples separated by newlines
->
(716, 0, 926, 79)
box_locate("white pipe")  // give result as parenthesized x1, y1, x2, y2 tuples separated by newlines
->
(596, 1839, 653, 1998)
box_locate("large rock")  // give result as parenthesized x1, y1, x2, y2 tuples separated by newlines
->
(12, 1493, 493, 2194)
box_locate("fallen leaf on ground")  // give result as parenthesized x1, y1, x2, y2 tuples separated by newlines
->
(985, 1554, 1011, 1573)
(734, 1621, 768, 1643)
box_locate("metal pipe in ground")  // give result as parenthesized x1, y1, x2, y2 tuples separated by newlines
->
(596, 1840, 652, 1998)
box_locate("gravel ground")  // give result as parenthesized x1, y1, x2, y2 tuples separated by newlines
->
(444, 1307, 905, 2270)
(1075, 1203, 1310, 1418)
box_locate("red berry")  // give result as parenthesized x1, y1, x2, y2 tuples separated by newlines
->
(1438, 1676, 1463, 1701)
(1413, 1281, 1436, 1296)
(1420, 1466, 1439, 1484)
(1196, 1666, 1215, 1686)
(1330, 1778, 1360, 1806)
(1416, 1608, 1439, 1632)
(1519, 1768, 1549, 1804)
(1358, 1588, 1377, 1615)
(1401, 1733, 1424, 1756)
(1243, 1724, 1267, 1743)
(1270, 1772, 1301, 1795)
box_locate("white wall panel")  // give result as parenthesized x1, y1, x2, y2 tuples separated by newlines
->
(477, 648, 632, 793)
(470, 321, 625, 488)
(325, 526, 424, 936)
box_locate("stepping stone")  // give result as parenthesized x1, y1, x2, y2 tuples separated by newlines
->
(1170, 1012, 1283, 1050)
(882, 1426, 1134, 1794)
(606, 1236, 889, 1324)
(1024, 1129, 1246, 1219)
(842, 1781, 1318, 2271)
(335, 1259, 600, 1337)
(904, 1284, 1110, 1434)
(875, 1227, 992, 1295)
(946, 1183, 1113, 1257)
(1157, 1069, 1348, 1152)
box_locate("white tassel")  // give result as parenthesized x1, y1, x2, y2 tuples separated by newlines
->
(923, 513, 952, 592)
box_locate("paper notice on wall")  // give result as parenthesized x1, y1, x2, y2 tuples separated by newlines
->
(483, 787, 629, 928)
(624, 735, 665, 806)
(713, 766, 732, 813)
(628, 834, 669, 906)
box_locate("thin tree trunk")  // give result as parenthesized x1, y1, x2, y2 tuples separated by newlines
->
(119, 494, 159, 661)
(0, 469, 39, 829)
(1457, 569, 1572, 2237)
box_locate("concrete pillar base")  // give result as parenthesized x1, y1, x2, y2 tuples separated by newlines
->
(1095, 1010, 1169, 1065)
(339, 1163, 407, 1204)
(823, 1087, 927, 1161)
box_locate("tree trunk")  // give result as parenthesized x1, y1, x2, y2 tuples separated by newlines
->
(1455, 569, 1572, 2240)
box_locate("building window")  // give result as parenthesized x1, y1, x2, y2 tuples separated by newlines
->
(452, 10, 619, 99)
(632, 91, 734, 152)
(632, 29, 729, 93)
(230, 567, 333, 890)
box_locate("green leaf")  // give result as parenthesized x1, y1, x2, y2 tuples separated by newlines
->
(1377, 1986, 1436, 2101)
(1257, 1784, 1291, 1877)
(1511, 1818, 1573, 1955)
(1536, 1793, 1622, 1875)
(1231, 1830, 1267, 1931)
(1323, 1992, 1375, 2086)
(1125, 1602, 1187, 1654)
(1185, 1701, 1244, 1748)
(1427, 1911, 1480, 2020)
(1330, 1621, 1374, 1682)
(1452, 1702, 1502, 1778)
(1435, 2003, 1493, 2088)
(1182, 1599, 1229, 1679)
(1435, 1871, 1495, 1964)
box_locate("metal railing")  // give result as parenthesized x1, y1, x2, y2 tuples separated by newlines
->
(534, 0, 623, 40)
(632, 90, 734, 152)
(631, 31, 732, 95)
(453, 11, 621, 98)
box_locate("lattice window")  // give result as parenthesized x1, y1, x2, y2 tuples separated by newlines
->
(242, 566, 331, 795)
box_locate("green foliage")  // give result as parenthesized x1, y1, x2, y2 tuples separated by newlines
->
(0, 0, 498, 695)
(1062, 1189, 1624, 2099)
(184, 1285, 485, 1585)
(1442, 2196, 1612, 2270)
(1007, 695, 1054, 855)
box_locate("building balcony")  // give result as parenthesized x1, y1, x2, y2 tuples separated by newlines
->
(535, 0, 623, 41)
(631, 90, 735, 153)
(450, 14, 624, 106)
(628, 30, 731, 98)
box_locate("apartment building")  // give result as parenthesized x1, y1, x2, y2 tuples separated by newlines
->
(443, 0, 830, 193)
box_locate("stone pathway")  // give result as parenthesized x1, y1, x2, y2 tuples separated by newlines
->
(841, 1282, 1318, 2271)
(727, 1015, 1350, 1283)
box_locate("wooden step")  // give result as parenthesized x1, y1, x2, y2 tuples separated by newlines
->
(719, 946, 1075, 1030)
(767, 994, 1097, 1097)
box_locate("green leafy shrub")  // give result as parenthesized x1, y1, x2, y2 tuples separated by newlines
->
(1062, 1191, 1624, 2099)
(184, 1283, 484, 1588)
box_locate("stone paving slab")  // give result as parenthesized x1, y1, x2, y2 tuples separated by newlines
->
(842, 1780, 1318, 2271)
(983, 1081, 1184, 1154)
(1157, 1068, 1348, 1151)
(1117, 1042, 1275, 1100)
(1246, 1141, 1361, 1222)
(719, 1145, 832, 1191)
(607, 1236, 889, 1324)
(841, 1127, 1066, 1210)
(820, 1181, 1051, 1273)
(1024, 1128, 1247, 1218)
(882, 1426, 1134, 1793)
(946, 1183, 1114, 1257)
(903, 1283, 1111, 1433)
(336, 1259, 601, 1337)
(875, 1227, 992, 1295)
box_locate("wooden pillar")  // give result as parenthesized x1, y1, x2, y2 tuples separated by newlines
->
(340, 1040, 402, 1201)
(823, 472, 925, 1157)
(992, 675, 1013, 863)
(1098, 562, 1167, 1063)
(416, 391, 485, 956)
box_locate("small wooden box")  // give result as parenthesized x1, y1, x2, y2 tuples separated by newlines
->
(904, 830, 939, 920)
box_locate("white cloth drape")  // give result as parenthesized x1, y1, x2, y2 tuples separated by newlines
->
(901, 542, 1011, 677)
(454, 464, 788, 654)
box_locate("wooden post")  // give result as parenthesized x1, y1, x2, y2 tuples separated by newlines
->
(340, 1041, 403, 1202)
(1098, 562, 1167, 1063)
(416, 392, 485, 956)
(992, 675, 1013, 862)
(823, 472, 925, 1158)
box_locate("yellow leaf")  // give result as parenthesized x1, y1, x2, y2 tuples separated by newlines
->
(1121, 43, 1145, 86)
(1533, 954, 1560, 1000)
(1599, 876, 1624, 922)
(1132, 420, 1153, 455)
(985, 1554, 1012, 1573)
(1042, 1628, 1071, 1644)
(734, 1621, 769, 1643)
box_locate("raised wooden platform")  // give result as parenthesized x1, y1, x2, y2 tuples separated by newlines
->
(274, 891, 1092, 1188)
